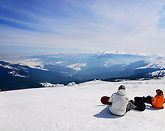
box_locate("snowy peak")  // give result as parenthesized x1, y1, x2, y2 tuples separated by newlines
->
(89, 52, 149, 68)
(0, 61, 29, 78)
(137, 57, 165, 69)
(149, 70, 165, 77)
(0, 61, 75, 90)
(66, 63, 87, 71)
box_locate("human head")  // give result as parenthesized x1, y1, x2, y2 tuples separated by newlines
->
(118, 85, 125, 90)
(156, 89, 163, 95)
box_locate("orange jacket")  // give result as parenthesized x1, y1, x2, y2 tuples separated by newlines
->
(151, 94, 164, 109)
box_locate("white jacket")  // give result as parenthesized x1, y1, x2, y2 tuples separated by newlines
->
(108, 89, 129, 116)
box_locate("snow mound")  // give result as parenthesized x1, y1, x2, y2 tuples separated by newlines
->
(40, 82, 64, 87)
(0, 78, 165, 131)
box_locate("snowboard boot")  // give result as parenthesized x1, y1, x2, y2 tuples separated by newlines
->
(145, 95, 152, 104)
(129, 100, 134, 104)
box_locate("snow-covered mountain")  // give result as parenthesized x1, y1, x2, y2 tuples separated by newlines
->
(20, 52, 149, 70)
(137, 57, 165, 69)
(0, 61, 75, 90)
(20, 52, 152, 78)
(1, 52, 165, 90)
(136, 57, 165, 77)
(0, 78, 165, 130)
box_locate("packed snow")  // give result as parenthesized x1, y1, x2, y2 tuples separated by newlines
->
(0, 78, 165, 131)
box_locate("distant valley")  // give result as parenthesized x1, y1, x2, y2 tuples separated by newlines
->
(1, 52, 165, 90)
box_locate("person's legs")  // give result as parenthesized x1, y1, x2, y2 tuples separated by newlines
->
(134, 97, 146, 111)
(134, 96, 153, 103)
(134, 96, 145, 102)
(126, 102, 133, 111)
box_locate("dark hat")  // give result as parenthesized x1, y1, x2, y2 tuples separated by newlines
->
(118, 85, 125, 90)
(156, 89, 163, 95)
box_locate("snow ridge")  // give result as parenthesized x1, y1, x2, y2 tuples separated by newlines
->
(138, 57, 165, 69)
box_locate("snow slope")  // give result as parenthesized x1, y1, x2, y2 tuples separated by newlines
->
(0, 78, 165, 131)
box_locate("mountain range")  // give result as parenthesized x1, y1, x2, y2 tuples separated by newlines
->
(1, 52, 165, 90)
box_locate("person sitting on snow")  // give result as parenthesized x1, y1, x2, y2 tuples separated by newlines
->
(108, 85, 133, 116)
(133, 89, 164, 109)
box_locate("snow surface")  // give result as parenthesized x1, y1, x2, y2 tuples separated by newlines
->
(0, 78, 165, 131)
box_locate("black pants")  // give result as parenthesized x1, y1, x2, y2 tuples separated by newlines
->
(135, 96, 153, 104)
(133, 96, 153, 111)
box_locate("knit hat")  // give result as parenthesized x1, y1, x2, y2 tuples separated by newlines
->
(156, 89, 163, 95)
(118, 85, 125, 90)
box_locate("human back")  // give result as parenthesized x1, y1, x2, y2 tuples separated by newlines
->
(108, 85, 129, 116)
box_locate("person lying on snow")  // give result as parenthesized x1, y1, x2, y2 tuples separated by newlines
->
(132, 89, 164, 110)
(108, 85, 133, 116)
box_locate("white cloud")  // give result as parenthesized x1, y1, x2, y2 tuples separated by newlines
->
(1, 0, 165, 55)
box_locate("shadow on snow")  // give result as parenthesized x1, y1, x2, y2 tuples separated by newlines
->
(93, 104, 161, 119)
(93, 106, 123, 119)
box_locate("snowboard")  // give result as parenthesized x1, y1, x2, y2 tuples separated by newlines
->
(101, 96, 146, 111)
(100, 96, 111, 105)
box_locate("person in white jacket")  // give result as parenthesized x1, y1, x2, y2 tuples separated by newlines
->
(108, 85, 133, 116)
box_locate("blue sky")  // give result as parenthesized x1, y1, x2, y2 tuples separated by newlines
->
(1, 0, 165, 57)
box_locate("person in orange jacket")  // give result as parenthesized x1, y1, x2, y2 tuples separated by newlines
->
(132, 89, 164, 109)
(147, 89, 164, 109)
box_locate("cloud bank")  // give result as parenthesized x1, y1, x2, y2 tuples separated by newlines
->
(0, 0, 165, 55)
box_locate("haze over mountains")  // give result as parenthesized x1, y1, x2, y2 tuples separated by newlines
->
(1, 52, 165, 90)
